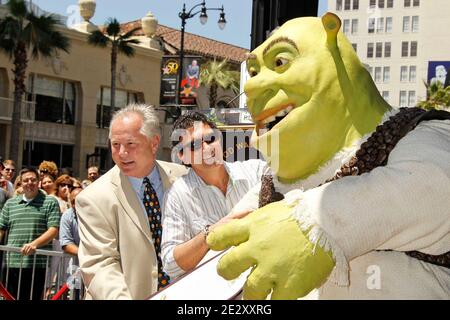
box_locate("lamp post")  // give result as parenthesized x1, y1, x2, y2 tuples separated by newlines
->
(176, 0, 226, 106)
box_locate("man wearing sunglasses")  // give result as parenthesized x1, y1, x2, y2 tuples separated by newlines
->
(0, 159, 14, 199)
(161, 111, 266, 279)
(1, 159, 16, 183)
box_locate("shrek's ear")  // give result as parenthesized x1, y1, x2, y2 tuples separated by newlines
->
(322, 12, 341, 49)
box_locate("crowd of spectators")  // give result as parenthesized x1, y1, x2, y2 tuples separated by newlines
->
(0, 159, 100, 299)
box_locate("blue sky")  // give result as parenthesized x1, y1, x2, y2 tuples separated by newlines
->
(32, 0, 327, 49)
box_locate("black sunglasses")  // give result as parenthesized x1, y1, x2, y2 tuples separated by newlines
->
(182, 135, 217, 153)
(60, 183, 73, 189)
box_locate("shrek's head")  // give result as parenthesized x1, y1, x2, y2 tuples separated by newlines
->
(245, 13, 390, 183)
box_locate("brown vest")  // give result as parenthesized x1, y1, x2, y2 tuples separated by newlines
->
(259, 107, 450, 268)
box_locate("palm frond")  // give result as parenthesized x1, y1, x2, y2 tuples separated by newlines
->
(418, 80, 450, 111)
(49, 30, 71, 53)
(119, 27, 142, 41)
(105, 18, 121, 37)
(0, 38, 16, 58)
(87, 30, 109, 47)
(121, 38, 140, 45)
(118, 41, 135, 57)
(22, 13, 70, 59)
(7, 0, 28, 19)
(199, 58, 240, 106)
(0, 17, 20, 56)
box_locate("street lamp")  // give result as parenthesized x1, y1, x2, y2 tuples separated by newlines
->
(176, 0, 226, 106)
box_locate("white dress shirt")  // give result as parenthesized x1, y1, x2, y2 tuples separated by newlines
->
(161, 159, 266, 278)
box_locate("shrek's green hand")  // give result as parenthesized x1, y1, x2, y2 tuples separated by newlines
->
(207, 201, 335, 300)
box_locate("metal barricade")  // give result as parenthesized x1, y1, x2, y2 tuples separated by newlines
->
(0, 245, 83, 300)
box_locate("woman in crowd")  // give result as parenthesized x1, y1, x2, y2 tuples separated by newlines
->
(1, 159, 16, 183)
(13, 175, 23, 195)
(40, 173, 57, 196)
(54, 174, 73, 213)
(38, 161, 59, 180)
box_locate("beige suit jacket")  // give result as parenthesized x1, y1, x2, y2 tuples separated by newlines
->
(76, 160, 188, 300)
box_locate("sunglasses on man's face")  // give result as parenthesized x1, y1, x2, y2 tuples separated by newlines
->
(182, 134, 217, 153)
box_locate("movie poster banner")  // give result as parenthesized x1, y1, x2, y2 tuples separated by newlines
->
(160, 55, 202, 106)
(427, 61, 450, 87)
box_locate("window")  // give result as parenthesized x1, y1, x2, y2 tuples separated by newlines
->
(336, 0, 342, 10)
(28, 75, 76, 125)
(370, 0, 376, 8)
(412, 16, 419, 32)
(384, 42, 391, 57)
(376, 42, 383, 58)
(399, 91, 407, 107)
(408, 91, 416, 106)
(401, 42, 409, 57)
(95, 147, 114, 173)
(351, 19, 358, 34)
(368, 18, 375, 33)
(387, 0, 393, 8)
(403, 16, 410, 32)
(374, 67, 382, 83)
(404, 0, 411, 7)
(353, 0, 359, 10)
(383, 67, 390, 83)
(23, 141, 74, 170)
(344, 0, 351, 10)
(400, 66, 408, 82)
(96, 88, 140, 128)
(385, 17, 393, 33)
(413, 0, 420, 7)
(410, 41, 417, 57)
(352, 43, 357, 52)
(382, 91, 390, 102)
(367, 43, 374, 58)
(409, 66, 416, 82)
(378, 0, 385, 8)
(343, 19, 350, 34)
(377, 17, 384, 33)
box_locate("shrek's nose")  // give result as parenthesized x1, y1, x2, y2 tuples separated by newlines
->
(244, 72, 275, 100)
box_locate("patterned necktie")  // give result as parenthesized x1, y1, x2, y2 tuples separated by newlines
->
(142, 177, 170, 289)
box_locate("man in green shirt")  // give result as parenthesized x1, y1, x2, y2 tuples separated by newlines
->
(0, 167, 61, 300)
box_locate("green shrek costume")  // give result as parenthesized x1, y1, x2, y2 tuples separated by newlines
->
(207, 13, 450, 299)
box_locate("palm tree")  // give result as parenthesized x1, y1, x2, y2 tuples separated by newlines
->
(199, 58, 239, 108)
(87, 18, 140, 110)
(417, 80, 450, 111)
(0, 0, 70, 165)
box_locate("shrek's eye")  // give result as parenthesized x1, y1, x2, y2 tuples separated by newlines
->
(275, 57, 289, 67)
(248, 67, 258, 77)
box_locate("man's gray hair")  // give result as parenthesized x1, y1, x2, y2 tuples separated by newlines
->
(109, 104, 161, 139)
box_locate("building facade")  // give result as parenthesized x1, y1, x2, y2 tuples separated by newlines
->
(0, 2, 251, 177)
(328, 0, 450, 107)
(0, 3, 164, 177)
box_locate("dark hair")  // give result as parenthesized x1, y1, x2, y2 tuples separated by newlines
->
(19, 167, 39, 179)
(171, 111, 217, 148)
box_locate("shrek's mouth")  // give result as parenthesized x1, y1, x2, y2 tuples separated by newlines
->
(259, 105, 294, 132)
